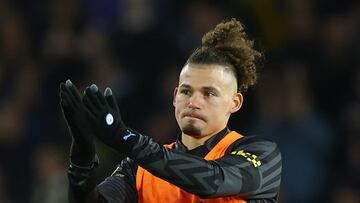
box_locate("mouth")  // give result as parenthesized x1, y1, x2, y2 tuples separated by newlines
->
(182, 112, 205, 121)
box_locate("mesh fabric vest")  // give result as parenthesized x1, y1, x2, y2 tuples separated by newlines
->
(136, 131, 246, 203)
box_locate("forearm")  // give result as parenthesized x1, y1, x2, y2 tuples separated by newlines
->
(68, 159, 138, 203)
(131, 136, 230, 197)
(97, 158, 138, 203)
(68, 162, 104, 203)
(134, 146, 223, 197)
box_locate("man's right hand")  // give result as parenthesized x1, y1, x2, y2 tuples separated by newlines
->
(60, 79, 96, 166)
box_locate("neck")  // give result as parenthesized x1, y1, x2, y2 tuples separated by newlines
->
(181, 134, 213, 150)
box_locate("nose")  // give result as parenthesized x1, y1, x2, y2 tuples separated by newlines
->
(188, 93, 201, 109)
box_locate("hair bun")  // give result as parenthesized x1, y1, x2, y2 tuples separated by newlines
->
(202, 18, 246, 49)
(188, 18, 262, 93)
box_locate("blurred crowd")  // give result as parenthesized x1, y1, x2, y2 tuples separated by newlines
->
(0, 0, 359, 202)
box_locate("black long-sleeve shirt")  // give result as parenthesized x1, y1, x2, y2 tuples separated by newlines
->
(68, 128, 282, 203)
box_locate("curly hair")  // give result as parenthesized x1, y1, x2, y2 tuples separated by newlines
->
(187, 18, 262, 93)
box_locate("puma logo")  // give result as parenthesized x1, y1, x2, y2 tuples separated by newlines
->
(123, 130, 136, 140)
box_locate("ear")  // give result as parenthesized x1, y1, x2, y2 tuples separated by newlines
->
(230, 92, 243, 113)
(173, 87, 178, 107)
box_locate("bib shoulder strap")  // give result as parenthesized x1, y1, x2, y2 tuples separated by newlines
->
(205, 131, 243, 160)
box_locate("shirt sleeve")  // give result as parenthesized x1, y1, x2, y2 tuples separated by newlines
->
(68, 161, 104, 203)
(130, 135, 282, 200)
(98, 158, 138, 203)
(68, 157, 138, 203)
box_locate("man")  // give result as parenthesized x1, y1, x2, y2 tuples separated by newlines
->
(60, 19, 282, 203)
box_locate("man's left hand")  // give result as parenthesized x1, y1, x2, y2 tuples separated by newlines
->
(83, 84, 139, 156)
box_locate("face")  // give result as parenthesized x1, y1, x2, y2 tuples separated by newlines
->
(173, 63, 243, 137)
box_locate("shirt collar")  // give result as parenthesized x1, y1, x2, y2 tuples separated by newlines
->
(175, 127, 230, 153)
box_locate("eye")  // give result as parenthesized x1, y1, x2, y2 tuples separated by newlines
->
(180, 89, 191, 95)
(204, 91, 216, 97)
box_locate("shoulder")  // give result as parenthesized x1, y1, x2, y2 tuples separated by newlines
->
(225, 135, 282, 176)
(226, 135, 280, 155)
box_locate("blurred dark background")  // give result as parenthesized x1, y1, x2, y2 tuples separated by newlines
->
(0, 0, 359, 202)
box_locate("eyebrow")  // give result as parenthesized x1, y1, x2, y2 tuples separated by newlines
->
(179, 84, 220, 93)
(203, 86, 220, 93)
(179, 84, 192, 89)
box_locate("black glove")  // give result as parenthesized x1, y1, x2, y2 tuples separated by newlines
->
(82, 84, 139, 156)
(60, 80, 96, 166)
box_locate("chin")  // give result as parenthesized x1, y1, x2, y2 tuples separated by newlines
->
(181, 124, 203, 137)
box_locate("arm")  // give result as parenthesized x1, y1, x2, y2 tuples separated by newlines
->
(131, 135, 281, 199)
(60, 80, 100, 203)
(60, 81, 137, 203)
(67, 160, 102, 203)
(67, 157, 138, 203)
(97, 158, 138, 203)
